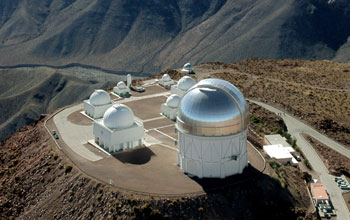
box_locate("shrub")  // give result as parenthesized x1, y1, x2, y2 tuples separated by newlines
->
(96, 194, 102, 201)
(291, 138, 297, 148)
(65, 164, 73, 174)
(150, 209, 161, 218)
(303, 159, 312, 169)
(271, 172, 282, 186)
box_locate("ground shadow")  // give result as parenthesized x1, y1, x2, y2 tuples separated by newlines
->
(189, 164, 263, 192)
(113, 147, 155, 165)
(189, 165, 302, 220)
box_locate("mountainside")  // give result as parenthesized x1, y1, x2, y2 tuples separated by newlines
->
(0, 67, 121, 141)
(196, 59, 350, 148)
(0, 0, 350, 73)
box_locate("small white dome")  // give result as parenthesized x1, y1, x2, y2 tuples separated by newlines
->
(162, 74, 171, 82)
(177, 76, 196, 91)
(183, 63, 192, 70)
(103, 104, 135, 130)
(166, 94, 181, 108)
(89, 90, 111, 106)
(117, 81, 127, 89)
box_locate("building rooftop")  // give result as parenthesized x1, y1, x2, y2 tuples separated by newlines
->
(263, 144, 293, 160)
(311, 182, 329, 201)
(265, 134, 291, 148)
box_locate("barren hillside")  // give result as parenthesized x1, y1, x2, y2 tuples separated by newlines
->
(0, 67, 121, 141)
(197, 59, 350, 148)
(0, 0, 350, 73)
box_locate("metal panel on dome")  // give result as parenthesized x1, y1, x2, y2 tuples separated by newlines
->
(176, 85, 243, 136)
(192, 79, 249, 130)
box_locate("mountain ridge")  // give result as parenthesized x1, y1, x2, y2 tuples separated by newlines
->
(0, 0, 349, 73)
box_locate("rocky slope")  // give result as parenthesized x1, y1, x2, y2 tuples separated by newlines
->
(0, 0, 350, 73)
(0, 67, 121, 142)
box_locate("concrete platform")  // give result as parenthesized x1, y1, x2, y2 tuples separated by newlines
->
(49, 86, 265, 196)
(130, 85, 168, 97)
(123, 96, 167, 120)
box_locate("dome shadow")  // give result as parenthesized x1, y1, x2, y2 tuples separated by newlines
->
(113, 147, 155, 165)
(189, 164, 259, 192)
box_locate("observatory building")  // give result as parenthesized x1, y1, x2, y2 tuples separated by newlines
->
(171, 76, 196, 97)
(114, 81, 130, 97)
(159, 74, 174, 89)
(93, 104, 144, 153)
(176, 78, 249, 178)
(84, 90, 112, 119)
(181, 63, 193, 74)
(161, 94, 181, 120)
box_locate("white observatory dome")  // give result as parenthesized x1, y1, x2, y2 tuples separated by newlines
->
(162, 74, 171, 82)
(117, 81, 127, 89)
(177, 76, 196, 91)
(103, 104, 135, 130)
(166, 94, 181, 108)
(177, 78, 249, 136)
(89, 90, 111, 106)
(183, 63, 192, 70)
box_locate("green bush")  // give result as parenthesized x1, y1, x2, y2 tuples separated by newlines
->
(303, 159, 312, 169)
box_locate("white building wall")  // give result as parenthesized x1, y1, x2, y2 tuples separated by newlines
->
(84, 100, 112, 119)
(114, 87, 130, 96)
(177, 130, 248, 178)
(159, 79, 174, 88)
(161, 104, 178, 120)
(170, 85, 186, 97)
(93, 121, 144, 153)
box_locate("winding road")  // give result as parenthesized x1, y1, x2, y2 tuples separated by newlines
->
(249, 99, 350, 220)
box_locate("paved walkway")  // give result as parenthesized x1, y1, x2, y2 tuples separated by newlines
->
(250, 99, 350, 220)
(54, 104, 103, 161)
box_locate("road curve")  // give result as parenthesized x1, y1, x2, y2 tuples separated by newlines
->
(249, 99, 350, 220)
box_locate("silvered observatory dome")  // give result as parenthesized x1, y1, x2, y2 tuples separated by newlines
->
(176, 78, 249, 136)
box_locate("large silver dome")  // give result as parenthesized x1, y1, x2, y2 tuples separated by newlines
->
(176, 78, 249, 136)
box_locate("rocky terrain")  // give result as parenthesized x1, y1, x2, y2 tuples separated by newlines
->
(0, 0, 350, 73)
(0, 110, 315, 220)
(197, 59, 350, 149)
(302, 133, 350, 177)
(0, 67, 122, 142)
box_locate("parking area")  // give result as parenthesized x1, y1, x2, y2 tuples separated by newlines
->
(130, 85, 168, 97)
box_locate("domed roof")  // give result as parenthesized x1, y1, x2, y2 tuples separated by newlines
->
(117, 81, 127, 89)
(103, 104, 135, 130)
(161, 74, 171, 82)
(89, 89, 111, 106)
(166, 94, 181, 108)
(183, 63, 192, 70)
(176, 78, 249, 136)
(177, 76, 196, 91)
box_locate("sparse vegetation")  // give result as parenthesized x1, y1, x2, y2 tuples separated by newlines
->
(64, 164, 73, 174)
(303, 159, 311, 170)
(303, 133, 350, 177)
(268, 159, 288, 188)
